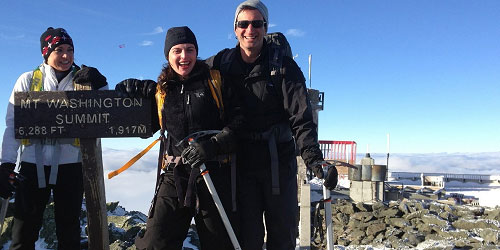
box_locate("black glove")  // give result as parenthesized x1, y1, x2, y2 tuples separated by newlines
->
(211, 128, 236, 154)
(115, 78, 157, 98)
(73, 65, 108, 90)
(307, 161, 324, 179)
(0, 163, 16, 199)
(323, 165, 338, 190)
(181, 139, 218, 168)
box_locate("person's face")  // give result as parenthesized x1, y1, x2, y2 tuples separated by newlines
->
(168, 43, 197, 77)
(235, 9, 266, 53)
(46, 44, 74, 72)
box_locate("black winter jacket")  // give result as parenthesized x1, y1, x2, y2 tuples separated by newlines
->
(152, 62, 242, 157)
(206, 43, 323, 166)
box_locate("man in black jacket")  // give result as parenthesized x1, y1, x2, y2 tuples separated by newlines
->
(206, 0, 337, 249)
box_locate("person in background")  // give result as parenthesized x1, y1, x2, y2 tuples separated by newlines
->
(206, 0, 338, 249)
(0, 27, 108, 249)
(115, 26, 242, 250)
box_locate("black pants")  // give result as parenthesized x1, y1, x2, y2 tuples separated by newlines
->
(237, 139, 298, 250)
(135, 162, 237, 250)
(9, 162, 83, 250)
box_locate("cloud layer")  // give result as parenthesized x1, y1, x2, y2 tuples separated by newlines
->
(102, 148, 499, 213)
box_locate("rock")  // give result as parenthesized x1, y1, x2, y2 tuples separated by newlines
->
(452, 218, 500, 230)
(398, 200, 410, 214)
(377, 208, 402, 218)
(371, 201, 386, 211)
(350, 211, 374, 222)
(404, 209, 428, 220)
(386, 217, 409, 228)
(486, 207, 500, 220)
(365, 222, 385, 236)
(429, 203, 443, 215)
(479, 228, 500, 245)
(384, 227, 404, 238)
(421, 214, 449, 227)
(402, 230, 425, 246)
(346, 229, 365, 242)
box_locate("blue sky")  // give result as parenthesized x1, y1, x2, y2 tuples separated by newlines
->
(1, 0, 499, 154)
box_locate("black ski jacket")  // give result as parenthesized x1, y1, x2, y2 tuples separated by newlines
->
(206, 43, 323, 165)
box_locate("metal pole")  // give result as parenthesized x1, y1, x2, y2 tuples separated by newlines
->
(322, 180, 334, 250)
(308, 54, 312, 88)
(199, 164, 241, 250)
(386, 133, 390, 181)
(0, 197, 9, 233)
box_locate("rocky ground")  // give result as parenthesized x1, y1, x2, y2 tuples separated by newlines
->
(0, 198, 498, 249)
(312, 199, 500, 249)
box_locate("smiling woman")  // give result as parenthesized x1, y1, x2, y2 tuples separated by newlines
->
(0, 26, 109, 249)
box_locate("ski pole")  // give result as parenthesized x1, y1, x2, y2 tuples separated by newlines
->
(198, 163, 241, 250)
(322, 179, 334, 250)
(180, 131, 241, 250)
(0, 197, 9, 233)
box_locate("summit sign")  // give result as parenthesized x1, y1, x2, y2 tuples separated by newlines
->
(14, 90, 153, 138)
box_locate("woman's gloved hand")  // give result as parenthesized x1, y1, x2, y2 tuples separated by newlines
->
(115, 78, 157, 98)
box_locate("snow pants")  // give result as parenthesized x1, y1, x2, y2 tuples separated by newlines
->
(9, 162, 83, 250)
(237, 139, 298, 250)
(135, 162, 237, 250)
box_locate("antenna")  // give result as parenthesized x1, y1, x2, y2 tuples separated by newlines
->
(308, 54, 312, 88)
(386, 133, 390, 179)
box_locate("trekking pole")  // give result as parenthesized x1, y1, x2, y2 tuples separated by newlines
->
(180, 131, 241, 250)
(322, 166, 334, 250)
(198, 162, 241, 250)
(0, 197, 9, 234)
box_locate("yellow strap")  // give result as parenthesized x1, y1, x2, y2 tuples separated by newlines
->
(31, 68, 43, 91)
(107, 137, 161, 179)
(155, 84, 166, 130)
(208, 70, 224, 111)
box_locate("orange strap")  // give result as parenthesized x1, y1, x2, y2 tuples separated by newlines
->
(108, 138, 161, 179)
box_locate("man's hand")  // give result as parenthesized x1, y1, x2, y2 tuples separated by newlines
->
(307, 161, 324, 179)
(73, 65, 108, 90)
(115, 79, 157, 98)
(323, 165, 338, 190)
(181, 140, 218, 168)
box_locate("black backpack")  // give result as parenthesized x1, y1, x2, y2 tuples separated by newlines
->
(220, 32, 293, 91)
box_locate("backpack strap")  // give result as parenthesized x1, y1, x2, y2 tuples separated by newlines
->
(31, 67, 44, 91)
(220, 49, 236, 74)
(265, 32, 292, 100)
(208, 70, 224, 119)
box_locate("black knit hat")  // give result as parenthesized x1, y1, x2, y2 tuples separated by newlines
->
(40, 27, 74, 61)
(164, 26, 198, 59)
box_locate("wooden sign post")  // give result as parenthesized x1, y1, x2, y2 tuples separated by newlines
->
(14, 90, 152, 250)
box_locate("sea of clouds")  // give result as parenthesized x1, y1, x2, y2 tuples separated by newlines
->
(102, 149, 500, 214)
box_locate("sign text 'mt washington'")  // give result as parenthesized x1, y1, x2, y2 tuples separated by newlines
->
(14, 90, 153, 138)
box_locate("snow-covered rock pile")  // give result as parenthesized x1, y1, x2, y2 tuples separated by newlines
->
(313, 199, 500, 249)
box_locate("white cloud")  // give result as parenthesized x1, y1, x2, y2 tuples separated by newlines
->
(268, 23, 277, 28)
(101, 147, 500, 214)
(367, 152, 500, 175)
(285, 29, 305, 37)
(140, 40, 153, 46)
(227, 33, 234, 40)
(0, 33, 25, 40)
(144, 26, 164, 35)
(103, 147, 159, 213)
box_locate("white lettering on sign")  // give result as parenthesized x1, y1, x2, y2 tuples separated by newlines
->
(55, 113, 111, 125)
(20, 99, 41, 109)
(23, 97, 143, 109)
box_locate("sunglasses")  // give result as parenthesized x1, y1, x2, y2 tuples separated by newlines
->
(235, 20, 266, 29)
